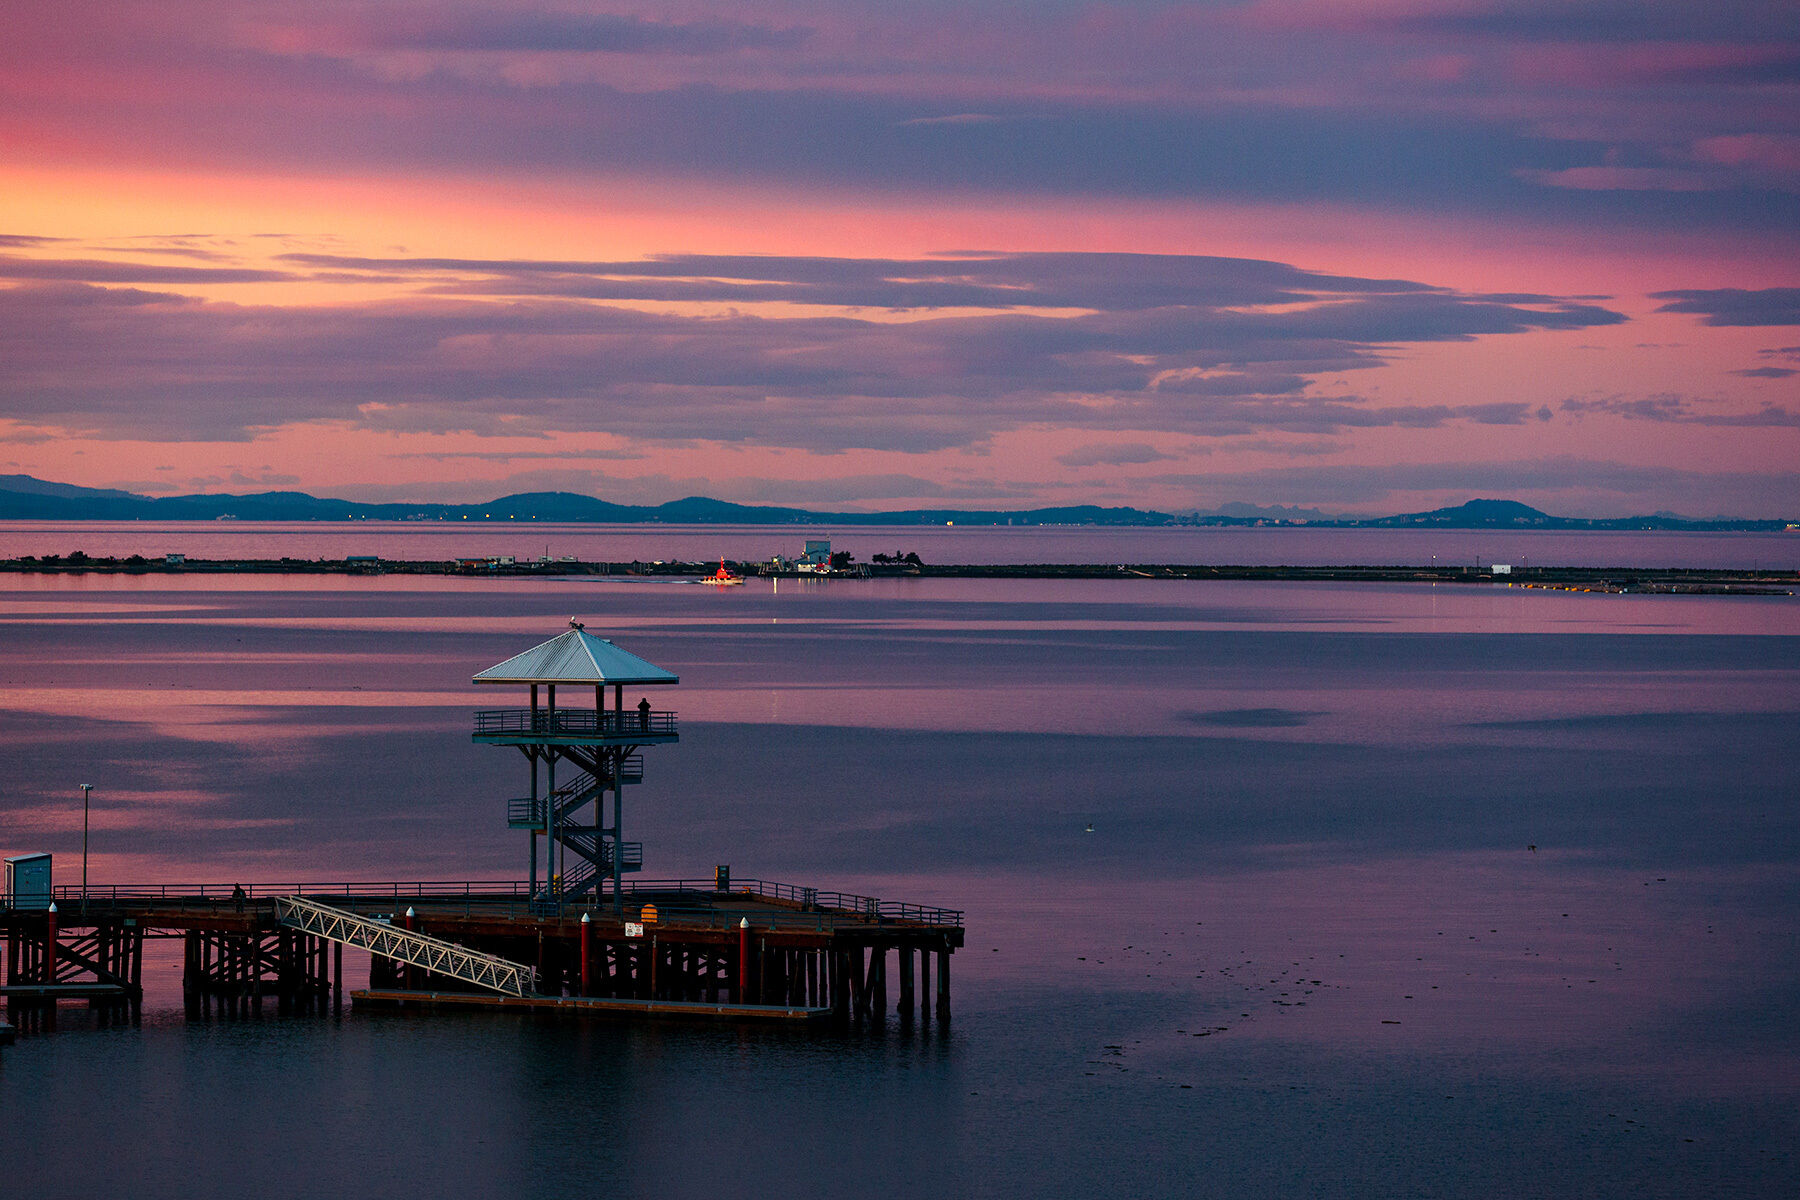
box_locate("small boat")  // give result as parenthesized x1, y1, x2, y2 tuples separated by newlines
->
(701, 558, 744, 586)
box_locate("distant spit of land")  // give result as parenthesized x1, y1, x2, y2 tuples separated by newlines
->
(2, 476, 1795, 533)
(1, 553, 1791, 594)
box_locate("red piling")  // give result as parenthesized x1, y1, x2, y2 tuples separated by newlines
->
(403, 906, 416, 989)
(579, 912, 592, 995)
(737, 917, 751, 1003)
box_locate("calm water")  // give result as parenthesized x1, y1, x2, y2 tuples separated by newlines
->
(5, 519, 1799, 568)
(2, 572, 1797, 1197)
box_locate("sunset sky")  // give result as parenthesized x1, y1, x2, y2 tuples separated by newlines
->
(2, 0, 1796, 516)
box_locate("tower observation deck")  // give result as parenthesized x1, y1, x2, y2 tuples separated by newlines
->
(472, 622, 679, 912)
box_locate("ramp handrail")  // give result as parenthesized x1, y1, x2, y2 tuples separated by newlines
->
(273, 895, 535, 997)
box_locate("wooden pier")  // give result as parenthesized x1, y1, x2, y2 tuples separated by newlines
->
(1, 627, 963, 1043)
(2, 879, 961, 1032)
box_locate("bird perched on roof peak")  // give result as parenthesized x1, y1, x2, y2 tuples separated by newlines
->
(569, 618, 585, 630)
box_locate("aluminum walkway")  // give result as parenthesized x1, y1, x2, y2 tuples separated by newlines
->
(273, 895, 535, 997)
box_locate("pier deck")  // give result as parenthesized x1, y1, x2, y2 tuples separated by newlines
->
(4, 877, 961, 1029)
(49, 877, 962, 937)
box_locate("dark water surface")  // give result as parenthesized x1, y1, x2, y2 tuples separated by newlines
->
(2, 574, 1796, 1197)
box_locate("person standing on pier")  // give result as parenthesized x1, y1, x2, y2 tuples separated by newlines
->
(638, 696, 651, 731)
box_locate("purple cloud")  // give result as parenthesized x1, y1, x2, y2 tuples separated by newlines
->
(277, 250, 1447, 312)
(1056, 443, 1180, 467)
(0, 254, 291, 285)
(367, 12, 809, 55)
(0, 250, 1628, 450)
(1561, 393, 1800, 425)
(1651, 287, 1800, 326)
(8, 3, 1798, 233)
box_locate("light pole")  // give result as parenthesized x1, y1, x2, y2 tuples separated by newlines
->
(79, 783, 93, 912)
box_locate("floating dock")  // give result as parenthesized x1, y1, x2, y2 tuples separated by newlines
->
(351, 990, 830, 1021)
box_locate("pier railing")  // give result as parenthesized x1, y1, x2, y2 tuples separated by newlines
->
(473, 709, 677, 738)
(49, 877, 963, 928)
(714, 878, 964, 927)
(47, 880, 536, 916)
(53, 880, 535, 903)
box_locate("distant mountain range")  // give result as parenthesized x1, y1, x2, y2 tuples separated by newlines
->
(0, 476, 1791, 531)
(1349, 497, 1791, 531)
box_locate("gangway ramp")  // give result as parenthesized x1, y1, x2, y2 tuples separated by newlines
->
(274, 895, 535, 997)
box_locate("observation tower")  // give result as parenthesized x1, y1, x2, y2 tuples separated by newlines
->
(471, 622, 679, 911)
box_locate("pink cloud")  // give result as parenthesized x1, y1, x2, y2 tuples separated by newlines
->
(1692, 134, 1800, 189)
(1520, 166, 1723, 192)
(2, 1, 1796, 515)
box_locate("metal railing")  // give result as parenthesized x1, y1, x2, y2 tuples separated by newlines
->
(504, 763, 643, 826)
(48, 876, 962, 928)
(596, 880, 963, 932)
(51, 880, 534, 906)
(720, 878, 963, 927)
(557, 836, 644, 875)
(584, 878, 963, 928)
(473, 709, 677, 738)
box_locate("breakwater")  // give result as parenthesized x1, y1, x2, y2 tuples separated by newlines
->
(1, 554, 1792, 593)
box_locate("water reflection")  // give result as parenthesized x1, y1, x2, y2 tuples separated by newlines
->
(1, 573, 1795, 1197)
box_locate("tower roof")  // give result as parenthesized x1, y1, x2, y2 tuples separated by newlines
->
(473, 626, 679, 686)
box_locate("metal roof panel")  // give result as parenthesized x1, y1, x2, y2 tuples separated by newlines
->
(473, 628, 679, 686)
